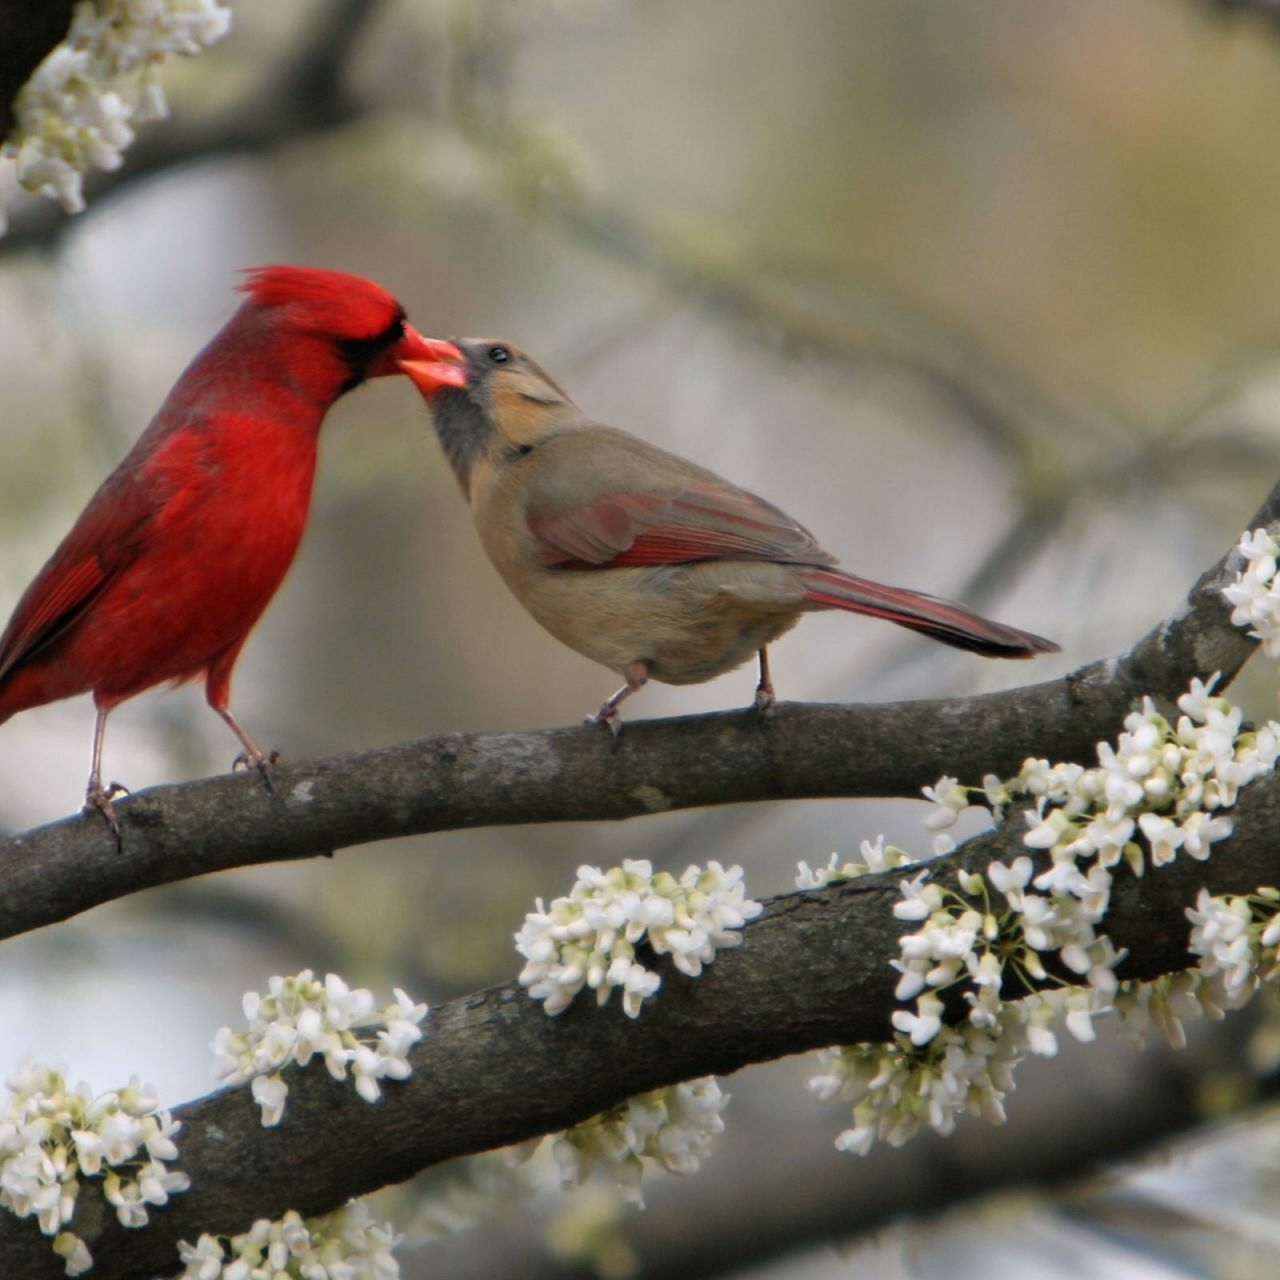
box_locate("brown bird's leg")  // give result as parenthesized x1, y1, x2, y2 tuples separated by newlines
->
(206, 649, 278, 790)
(83, 706, 128, 837)
(587, 659, 650, 738)
(754, 647, 776, 713)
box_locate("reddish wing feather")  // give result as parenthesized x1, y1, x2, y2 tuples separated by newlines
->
(0, 558, 107, 682)
(529, 481, 834, 569)
(0, 478, 158, 683)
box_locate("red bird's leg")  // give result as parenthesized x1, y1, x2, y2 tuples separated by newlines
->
(216, 706, 279, 783)
(83, 707, 128, 836)
(754, 647, 776, 713)
(206, 652, 277, 788)
(586, 660, 650, 738)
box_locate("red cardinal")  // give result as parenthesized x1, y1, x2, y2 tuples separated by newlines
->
(400, 340, 1058, 731)
(0, 266, 460, 826)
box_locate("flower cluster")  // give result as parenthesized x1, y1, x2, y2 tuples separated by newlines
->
(176, 1199, 401, 1279)
(1012, 679, 1275, 872)
(1224, 528, 1280, 658)
(212, 971, 427, 1126)
(1187, 886, 1280, 1009)
(515, 859, 762, 1017)
(794, 836, 914, 889)
(803, 669, 1280, 1155)
(807, 1000, 1029, 1154)
(3, 0, 232, 230)
(534, 1079, 728, 1207)
(0, 1063, 188, 1276)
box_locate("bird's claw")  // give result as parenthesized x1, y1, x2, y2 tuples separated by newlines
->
(233, 748, 281, 792)
(585, 706, 624, 739)
(754, 685, 776, 716)
(83, 781, 129, 839)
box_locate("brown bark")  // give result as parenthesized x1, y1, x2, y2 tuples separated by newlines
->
(1, 476, 1272, 945)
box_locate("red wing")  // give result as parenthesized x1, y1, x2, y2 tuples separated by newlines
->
(0, 478, 158, 683)
(0, 557, 109, 682)
(528, 480, 835, 569)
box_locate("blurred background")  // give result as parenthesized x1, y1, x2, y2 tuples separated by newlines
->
(5, 0, 1280, 1275)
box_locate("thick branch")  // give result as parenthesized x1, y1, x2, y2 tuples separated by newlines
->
(5, 759, 1280, 1278)
(2, 479, 1275, 944)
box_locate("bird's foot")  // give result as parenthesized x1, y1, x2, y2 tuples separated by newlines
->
(233, 748, 281, 792)
(83, 781, 130, 839)
(753, 649, 776, 718)
(585, 704, 624, 739)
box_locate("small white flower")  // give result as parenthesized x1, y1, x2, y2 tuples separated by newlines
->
(0, 1064, 188, 1272)
(921, 775, 969, 830)
(2, 1, 232, 231)
(213, 973, 427, 1125)
(987, 857, 1033, 898)
(53, 1231, 93, 1276)
(542, 1080, 727, 1207)
(517, 860, 760, 1017)
(891, 992, 944, 1046)
(173, 1199, 402, 1280)
(893, 872, 942, 921)
(1137, 812, 1184, 866)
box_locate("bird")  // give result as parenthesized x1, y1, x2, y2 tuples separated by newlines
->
(397, 339, 1059, 734)
(0, 265, 462, 829)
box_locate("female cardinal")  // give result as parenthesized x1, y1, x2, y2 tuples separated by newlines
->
(400, 340, 1058, 732)
(0, 266, 461, 826)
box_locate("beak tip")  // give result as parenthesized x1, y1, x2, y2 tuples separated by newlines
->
(398, 353, 468, 394)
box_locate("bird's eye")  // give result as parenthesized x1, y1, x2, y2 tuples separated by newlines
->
(488, 346, 511, 364)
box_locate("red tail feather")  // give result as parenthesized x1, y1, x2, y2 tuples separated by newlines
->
(798, 568, 1057, 659)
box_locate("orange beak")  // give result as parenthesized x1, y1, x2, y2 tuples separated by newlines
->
(397, 339, 468, 395)
(368, 325, 465, 381)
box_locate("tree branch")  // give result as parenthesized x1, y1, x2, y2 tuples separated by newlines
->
(5, 744, 1280, 1278)
(1, 479, 1274, 946)
(431, 1043, 1266, 1280)
(0, 1, 74, 139)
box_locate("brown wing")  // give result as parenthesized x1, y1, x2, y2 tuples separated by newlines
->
(528, 478, 835, 569)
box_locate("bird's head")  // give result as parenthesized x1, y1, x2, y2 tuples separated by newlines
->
(236, 266, 460, 400)
(399, 339, 577, 496)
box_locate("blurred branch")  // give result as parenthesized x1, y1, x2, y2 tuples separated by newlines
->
(0, 1, 74, 138)
(0, 480, 1274, 946)
(1209, 0, 1280, 25)
(426, 1030, 1265, 1280)
(6, 734, 1280, 1277)
(443, 12, 1123, 469)
(0, 0, 387, 257)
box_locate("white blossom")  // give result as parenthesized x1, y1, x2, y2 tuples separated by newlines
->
(795, 836, 913, 888)
(921, 775, 970, 830)
(1224, 528, 1280, 657)
(548, 1080, 727, 1207)
(2, 0, 232, 228)
(515, 860, 761, 1017)
(0, 1064, 188, 1274)
(175, 1199, 401, 1280)
(1187, 889, 1261, 1006)
(817, 663, 1280, 1156)
(212, 971, 427, 1126)
(808, 995, 1030, 1153)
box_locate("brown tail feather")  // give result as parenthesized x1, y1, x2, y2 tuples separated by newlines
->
(798, 567, 1058, 659)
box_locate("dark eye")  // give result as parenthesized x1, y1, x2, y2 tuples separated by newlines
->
(488, 346, 511, 364)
